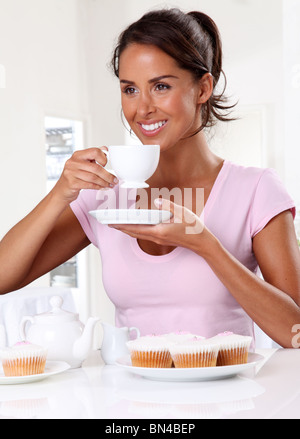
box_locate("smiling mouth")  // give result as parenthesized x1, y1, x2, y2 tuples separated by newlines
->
(138, 120, 167, 135)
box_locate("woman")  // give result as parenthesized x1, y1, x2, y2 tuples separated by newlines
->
(0, 9, 299, 348)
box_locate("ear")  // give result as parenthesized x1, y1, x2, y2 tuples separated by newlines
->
(197, 73, 214, 104)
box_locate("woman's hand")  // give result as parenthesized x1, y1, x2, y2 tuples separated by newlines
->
(52, 147, 118, 204)
(109, 198, 215, 255)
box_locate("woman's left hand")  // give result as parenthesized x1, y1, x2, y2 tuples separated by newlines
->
(108, 198, 213, 254)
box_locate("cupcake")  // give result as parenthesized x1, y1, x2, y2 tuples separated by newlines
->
(163, 332, 206, 367)
(169, 338, 219, 368)
(208, 332, 252, 366)
(126, 335, 172, 368)
(0, 341, 47, 377)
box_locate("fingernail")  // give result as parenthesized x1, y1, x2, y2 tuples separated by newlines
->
(114, 177, 119, 184)
(154, 198, 163, 207)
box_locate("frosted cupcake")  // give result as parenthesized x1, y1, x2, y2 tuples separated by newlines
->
(126, 335, 172, 368)
(162, 332, 205, 368)
(169, 338, 219, 368)
(208, 332, 252, 366)
(0, 341, 47, 377)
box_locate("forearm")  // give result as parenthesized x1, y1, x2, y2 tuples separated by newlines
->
(198, 234, 300, 348)
(0, 147, 116, 295)
(0, 190, 68, 294)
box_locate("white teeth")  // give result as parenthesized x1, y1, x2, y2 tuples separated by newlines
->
(141, 120, 166, 131)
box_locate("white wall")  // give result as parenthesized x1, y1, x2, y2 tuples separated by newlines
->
(0, 0, 90, 231)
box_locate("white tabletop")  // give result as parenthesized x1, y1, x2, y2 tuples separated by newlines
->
(0, 348, 299, 419)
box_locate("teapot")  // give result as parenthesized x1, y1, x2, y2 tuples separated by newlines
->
(101, 322, 140, 365)
(19, 295, 100, 368)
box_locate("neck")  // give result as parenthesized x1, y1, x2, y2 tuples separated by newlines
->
(149, 131, 222, 188)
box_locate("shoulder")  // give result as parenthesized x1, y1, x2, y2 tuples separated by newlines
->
(224, 161, 288, 196)
(225, 160, 272, 182)
(224, 161, 295, 235)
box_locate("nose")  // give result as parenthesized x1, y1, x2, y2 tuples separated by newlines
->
(136, 91, 156, 118)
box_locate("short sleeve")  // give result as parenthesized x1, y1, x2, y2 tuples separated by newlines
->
(250, 168, 296, 237)
(70, 189, 100, 247)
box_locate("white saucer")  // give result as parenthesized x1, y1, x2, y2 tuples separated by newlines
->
(0, 361, 70, 385)
(89, 209, 173, 225)
(115, 353, 264, 382)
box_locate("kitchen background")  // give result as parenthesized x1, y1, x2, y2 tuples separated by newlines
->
(0, 0, 299, 347)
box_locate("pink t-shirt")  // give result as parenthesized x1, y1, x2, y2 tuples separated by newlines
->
(70, 161, 295, 347)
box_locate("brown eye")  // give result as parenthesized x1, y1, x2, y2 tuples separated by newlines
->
(155, 83, 170, 91)
(124, 87, 137, 95)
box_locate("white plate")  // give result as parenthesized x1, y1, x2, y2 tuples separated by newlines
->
(115, 353, 264, 382)
(89, 209, 173, 225)
(0, 361, 70, 385)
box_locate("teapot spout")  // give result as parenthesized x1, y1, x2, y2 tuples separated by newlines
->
(73, 317, 100, 365)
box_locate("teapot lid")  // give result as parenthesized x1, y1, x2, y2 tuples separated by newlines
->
(35, 296, 78, 323)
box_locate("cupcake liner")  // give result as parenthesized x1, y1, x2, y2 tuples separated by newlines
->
(169, 340, 219, 368)
(172, 350, 218, 368)
(131, 350, 172, 368)
(127, 335, 173, 368)
(216, 347, 249, 366)
(208, 334, 252, 366)
(0, 342, 47, 377)
(2, 355, 47, 376)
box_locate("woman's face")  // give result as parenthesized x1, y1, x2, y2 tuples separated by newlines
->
(118, 44, 203, 151)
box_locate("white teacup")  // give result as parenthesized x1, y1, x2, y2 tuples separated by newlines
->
(104, 144, 160, 188)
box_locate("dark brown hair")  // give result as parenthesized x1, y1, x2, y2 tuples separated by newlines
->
(111, 8, 236, 134)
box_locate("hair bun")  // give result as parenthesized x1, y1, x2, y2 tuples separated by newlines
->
(187, 11, 222, 85)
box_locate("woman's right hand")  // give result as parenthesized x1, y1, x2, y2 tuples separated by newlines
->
(52, 147, 118, 204)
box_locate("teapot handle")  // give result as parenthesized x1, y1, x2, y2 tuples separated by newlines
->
(19, 316, 34, 341)
(129, 326, 140, 339)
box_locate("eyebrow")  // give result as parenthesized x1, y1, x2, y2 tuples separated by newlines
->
(120, 75, 179, 85)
